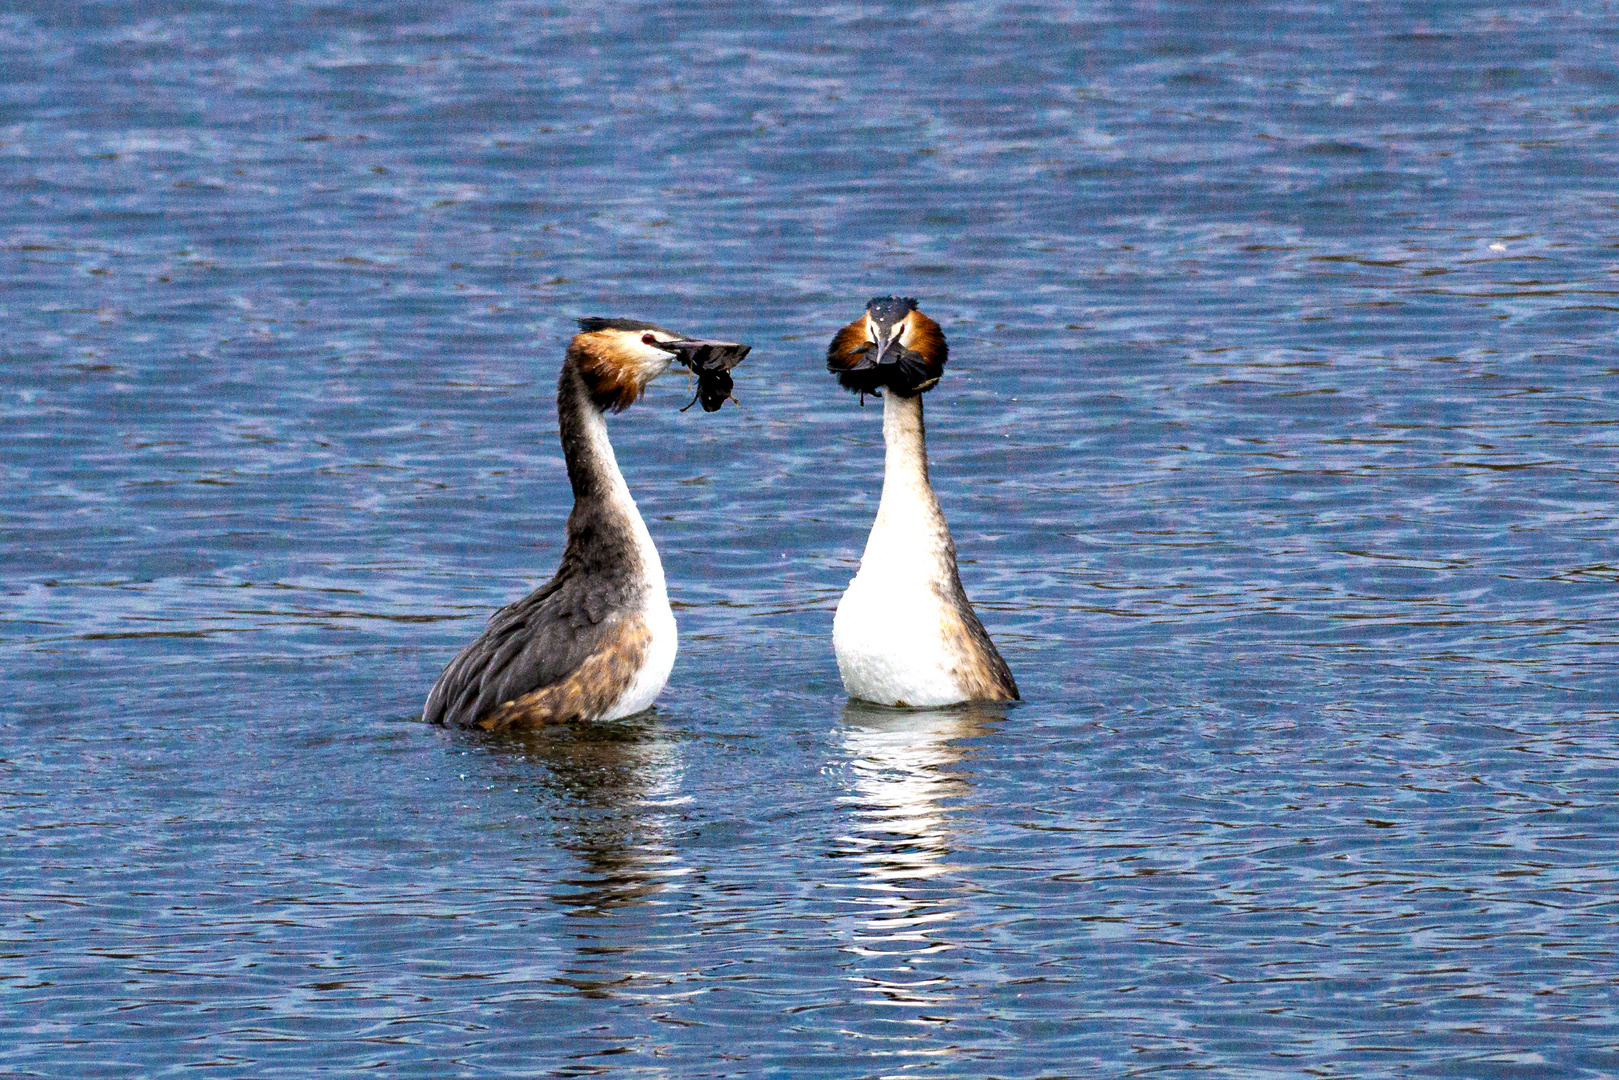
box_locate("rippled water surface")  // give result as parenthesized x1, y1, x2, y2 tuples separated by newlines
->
(4, 1, 1618, 1076)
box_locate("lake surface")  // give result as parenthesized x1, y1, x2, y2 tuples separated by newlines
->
(4, 1, 1617, 1076)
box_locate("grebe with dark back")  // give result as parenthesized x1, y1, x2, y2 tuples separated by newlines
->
(825, 296, 1018, 707)
(424, 318, 748, 731)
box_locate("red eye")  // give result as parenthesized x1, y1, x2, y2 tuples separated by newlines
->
(642, 333, 657, 345)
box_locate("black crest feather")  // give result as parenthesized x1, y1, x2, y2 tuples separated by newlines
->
(577, 317, 666, 333)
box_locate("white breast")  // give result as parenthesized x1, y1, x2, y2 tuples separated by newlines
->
(576, 403, 679, 722)
(833, 390, 981, 708)
(834, 564, 968, 708)
(600, 494, 679, 720)
(604, 573, 678, 720)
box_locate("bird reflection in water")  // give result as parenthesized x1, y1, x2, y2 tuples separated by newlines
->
(479, 715, 689, 1004)
(833, 700, 1001, 1015)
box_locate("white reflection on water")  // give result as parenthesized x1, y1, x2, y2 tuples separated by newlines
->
(832, 701, 1001, 1012)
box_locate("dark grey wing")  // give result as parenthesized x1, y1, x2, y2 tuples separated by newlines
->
(423, 567, 622, 728)
(955, 600, 1019, 699)
(938, 557, 1020, 701)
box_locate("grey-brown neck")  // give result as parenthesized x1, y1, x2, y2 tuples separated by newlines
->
(558, 363, 627, 502)
(556, 361, 654, 583)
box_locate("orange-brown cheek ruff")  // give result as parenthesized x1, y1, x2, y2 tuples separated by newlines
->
(567, 331, 659, 413)
(825, 310, 948, 398)
(827, 319, 874, 376)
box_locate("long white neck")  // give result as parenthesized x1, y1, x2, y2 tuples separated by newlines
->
(860, 391, 956, 576)
(835, 389, 1020, 707)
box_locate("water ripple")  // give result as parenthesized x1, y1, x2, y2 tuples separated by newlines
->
(4, 1, 1618, 1077)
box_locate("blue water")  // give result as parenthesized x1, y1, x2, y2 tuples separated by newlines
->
(4, 1, 1617, 1076)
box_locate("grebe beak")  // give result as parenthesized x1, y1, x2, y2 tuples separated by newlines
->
(871, 332, 898, 366)
(869, 320, 907, 367)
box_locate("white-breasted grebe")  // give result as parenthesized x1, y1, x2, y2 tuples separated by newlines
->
(825, 296, 1018, 708)
(423, 318, 749, 731)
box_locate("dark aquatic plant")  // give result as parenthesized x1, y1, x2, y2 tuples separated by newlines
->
(676, 340, 748, 412)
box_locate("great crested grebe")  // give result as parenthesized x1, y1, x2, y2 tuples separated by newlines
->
(423, 318, 749, 731)
(825, 296, 1018, 708)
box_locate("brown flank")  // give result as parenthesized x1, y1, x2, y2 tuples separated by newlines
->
(935, 586, 1020, 702)
(475, 614, 652, 731)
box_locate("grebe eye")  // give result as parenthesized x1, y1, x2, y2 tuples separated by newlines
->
(642, 333, 658, 345)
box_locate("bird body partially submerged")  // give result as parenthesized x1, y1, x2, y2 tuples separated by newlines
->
(424, 319, 747, 731)
(827, 297, 1018, 708)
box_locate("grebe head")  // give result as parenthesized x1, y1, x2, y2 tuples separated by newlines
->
(571, 317, 750, 413)
(826, 295, 948, 398)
